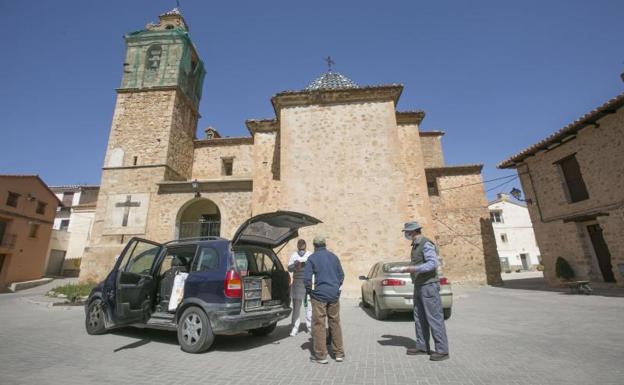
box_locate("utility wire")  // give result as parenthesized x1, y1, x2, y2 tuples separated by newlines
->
(485, 175, 519, 193)
(439, 172, 524, 192)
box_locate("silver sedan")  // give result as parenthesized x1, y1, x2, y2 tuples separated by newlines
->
(359, 261, 453, 320)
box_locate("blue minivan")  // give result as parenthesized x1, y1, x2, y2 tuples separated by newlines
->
(84, 211, 321, 353)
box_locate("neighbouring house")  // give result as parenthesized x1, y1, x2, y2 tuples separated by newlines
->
(45, 185, 99, 277)
(79, 8, 502, 295)
(0, 175, 61, 290)
(489, 193, 541, 272)
(499, 91, 624, 286)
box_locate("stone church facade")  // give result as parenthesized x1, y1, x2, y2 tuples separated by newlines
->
(80, 9, 501, 295)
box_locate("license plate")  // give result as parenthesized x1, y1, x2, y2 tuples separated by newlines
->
(405, 298, 413, 305)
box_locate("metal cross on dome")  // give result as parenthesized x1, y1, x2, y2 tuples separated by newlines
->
(325, 56, 335, 72)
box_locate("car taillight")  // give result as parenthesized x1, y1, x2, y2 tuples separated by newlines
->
(224, 269, 242, 298)
(439, 277, 449, 285)
(382, 279, 406, 286)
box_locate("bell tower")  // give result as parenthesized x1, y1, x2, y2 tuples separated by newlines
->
(80, 9, 206, 282)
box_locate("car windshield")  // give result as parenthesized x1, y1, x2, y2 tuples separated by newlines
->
(382, 262, 412, 273)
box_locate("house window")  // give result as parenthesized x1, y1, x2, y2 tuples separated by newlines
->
(62, 192, 74, 207)
(556, 154, 589, 203)
(29, 223, 40, 238)
(6, 192, 20, 207)
(427, 179, 439, 196)
(60, 220, 70, 231)
(500, 233, 508, 243)
(36, 201, 47, 215)
(490, 210, 504, 223)
(222, 158, 233, 176)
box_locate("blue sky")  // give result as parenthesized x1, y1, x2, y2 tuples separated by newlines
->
(1, 0, 623, 199)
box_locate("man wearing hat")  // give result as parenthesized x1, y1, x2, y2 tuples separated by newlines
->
(391, 221, 449, 361)
(304, 236, 345, 364)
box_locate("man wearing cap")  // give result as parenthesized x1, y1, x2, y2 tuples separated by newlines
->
(304, 236, 345, 364)
(392, 221, 449, 361)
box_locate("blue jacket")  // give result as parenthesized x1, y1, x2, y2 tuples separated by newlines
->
(303, 247, 344, 303)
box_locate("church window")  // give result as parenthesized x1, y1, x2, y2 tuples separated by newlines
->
(6, 192, 19, 207)
(145, 45, 162, 71)
(222, 158, 233, 176)
(133, 156, 138, 166)
(500, 233, 508, 243)
(427, 179, 439, 196)
(60, 219, 70, 231)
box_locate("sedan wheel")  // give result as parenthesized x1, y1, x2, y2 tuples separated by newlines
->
(177, 307, 214, 353)
(373, 294, 388, 320)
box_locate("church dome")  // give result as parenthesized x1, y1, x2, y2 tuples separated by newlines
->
(304, 71, 359, 91)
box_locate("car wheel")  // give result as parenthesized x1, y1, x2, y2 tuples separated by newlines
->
(177, 306, 214, 353)
(249, 322, 277, 336)
(443, 307, 452, 320)
(361, 288, 370, 308)
(85, 299, 107, 335)
(373, 294, 388, 320)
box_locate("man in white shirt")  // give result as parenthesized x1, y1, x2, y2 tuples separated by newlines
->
(288, 239, 312, 336)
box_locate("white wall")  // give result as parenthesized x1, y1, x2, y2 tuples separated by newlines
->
(489, 197, 541, 269)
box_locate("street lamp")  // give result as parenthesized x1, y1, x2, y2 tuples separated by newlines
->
(510, 187, 532, 204)
(192, 179, 201, 198)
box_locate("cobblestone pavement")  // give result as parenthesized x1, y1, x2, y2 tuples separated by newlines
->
(1, 278, 623, 385)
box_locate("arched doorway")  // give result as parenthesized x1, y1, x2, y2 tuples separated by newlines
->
(177, 199, 221, 239)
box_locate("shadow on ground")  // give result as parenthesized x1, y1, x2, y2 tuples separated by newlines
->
(500, 277, 624, 298)
(110, 324, 293, 353)
(358, 301, 413, 322)
(377, 334, 415, 348)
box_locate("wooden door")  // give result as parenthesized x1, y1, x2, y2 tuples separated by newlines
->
(587, 224, 615, 282)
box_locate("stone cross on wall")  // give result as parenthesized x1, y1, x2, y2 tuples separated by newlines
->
(115, 195, 141, 227)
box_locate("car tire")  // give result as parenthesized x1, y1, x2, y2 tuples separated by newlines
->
(361, 288, 370, 308)
(249, 322, 277, 336)
(85, 299, 107, 335)
(177, 306, 214, 353)
(443, 307, 452, 320)
(373, 294, 388, 320)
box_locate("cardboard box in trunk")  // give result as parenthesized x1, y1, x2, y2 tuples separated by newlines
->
(261, 278, 272, 301)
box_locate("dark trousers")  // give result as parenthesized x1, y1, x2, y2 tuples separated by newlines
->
(311, 298, 344, 359)
(413, 282, 449, 354)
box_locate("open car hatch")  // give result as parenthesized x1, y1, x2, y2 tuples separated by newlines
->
(232, 211, 322, 248)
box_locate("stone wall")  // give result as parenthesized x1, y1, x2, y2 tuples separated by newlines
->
(167, 92, 198, 180)
(273, 100, 425, 296)
(192, 141, 254, 180)
(419, 133, 445, 168)
(428, 168, 502, 285)
(516, 108, 624, 285)
(103, 91, 176, 168)
(251, 131, 282, 213)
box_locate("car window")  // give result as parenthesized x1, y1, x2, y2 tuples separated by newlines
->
(254, 251, 275, 273)
(125, 246, 160, 275)
(157, 246, 197, 276)
(382, 262, 412, 273)
(192, 247, 219, 271)
(232, 248, 279, 276)
(367, 264, 377, 279)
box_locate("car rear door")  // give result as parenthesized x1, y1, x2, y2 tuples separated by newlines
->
(113, 238, 163, 325)
(232, 211, 322, 249)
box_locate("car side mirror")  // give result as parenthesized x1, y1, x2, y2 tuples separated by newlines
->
(358, 275, 368, 281)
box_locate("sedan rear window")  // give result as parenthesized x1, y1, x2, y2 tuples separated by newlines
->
(382, 262, 412, 273)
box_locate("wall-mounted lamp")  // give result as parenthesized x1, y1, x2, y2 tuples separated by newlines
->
(510, 187, 532, 204)
(191, 179, 201, 198)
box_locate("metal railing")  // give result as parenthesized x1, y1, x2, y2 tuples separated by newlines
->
(0, 233, 17, 249)
(179, 221, 220, 239)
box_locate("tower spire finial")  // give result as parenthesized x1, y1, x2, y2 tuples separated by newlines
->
(325, 56, 335, 72)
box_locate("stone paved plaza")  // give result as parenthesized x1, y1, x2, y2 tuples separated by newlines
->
(1, 275, 623, 385)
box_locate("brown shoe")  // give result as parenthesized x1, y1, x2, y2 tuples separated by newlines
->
(406, 348, 430, 355)
(429, 352, 450, 361)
